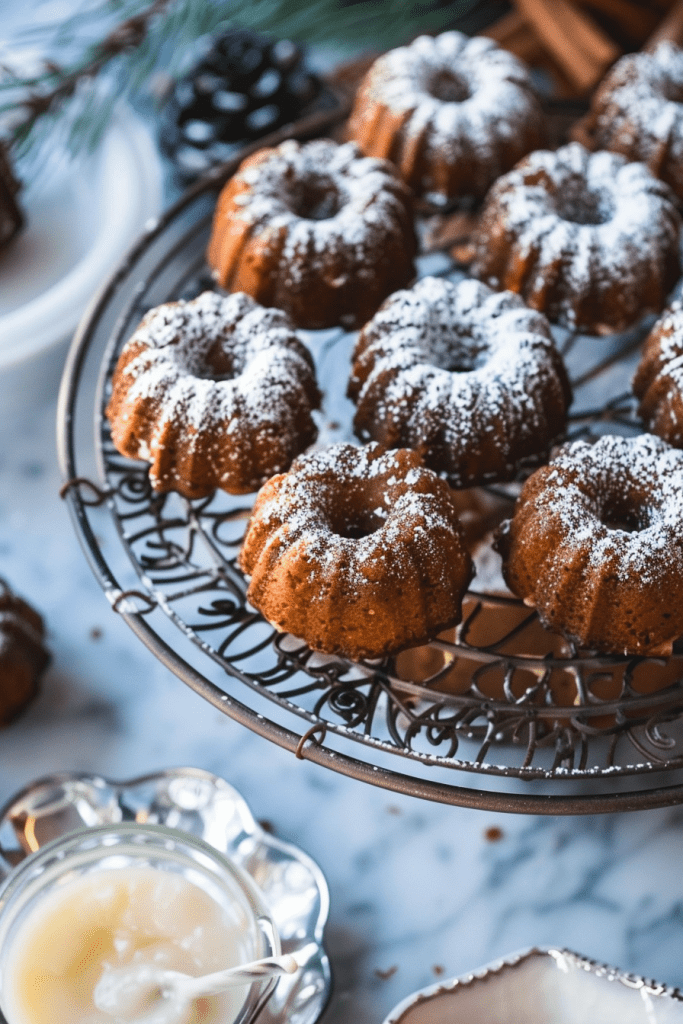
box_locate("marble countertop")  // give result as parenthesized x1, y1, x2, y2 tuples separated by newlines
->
(3, 331, 683, 1024)
(3, 21, 683, 1024)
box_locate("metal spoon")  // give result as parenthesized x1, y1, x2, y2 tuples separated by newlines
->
(93, 953, 299, 1024)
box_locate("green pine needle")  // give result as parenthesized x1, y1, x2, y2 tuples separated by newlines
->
(1, 0, 481, 163)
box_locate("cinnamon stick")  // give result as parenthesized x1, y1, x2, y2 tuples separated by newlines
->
(484, 9, 528, 43)
(483, 11, 546, 64)
(484, 9, 579, 95)
(575, 0, 659, 43)
(646, 0, 683, 49)
(513, 0, 621, 92)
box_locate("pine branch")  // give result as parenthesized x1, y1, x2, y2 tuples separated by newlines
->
(2, 0, 172, 147)
(1, 0, 479, 160)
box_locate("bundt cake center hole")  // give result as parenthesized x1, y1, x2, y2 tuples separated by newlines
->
(289, 175, 342, 220)
(600, 498, 646, 534)
(201, 343, 238, 381)
(426, 333, 486, 373)
(428, 69, 471, 103)
(332, 505, 384, 540)
(555, 185, 613, 226)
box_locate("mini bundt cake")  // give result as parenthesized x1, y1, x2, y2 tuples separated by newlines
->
(0, 579, 49, 725)
(106, 291, 320, 499)
(585, 42, 683, 202)
(633, 302, 683, 448)
(206, 138, 417, 330)
(238, 443, 474, 660)
(471, 142, 681, 335)
(348, 277, 571, 487)
(346, 31, 544, 204)
(495, 434, 683, 656)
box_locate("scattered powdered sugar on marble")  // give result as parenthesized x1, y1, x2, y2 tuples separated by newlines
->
(360, 32, 538, 163)
(528, 434, 683, 586)
(229, 139, 408, 285)
(472, 142, 680, 330)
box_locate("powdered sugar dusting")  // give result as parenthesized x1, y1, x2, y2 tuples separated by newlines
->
(360, 32, 537, 157)
(634, 300, 683, 444)
(590, 41, 683, 198)
(116, 292, 313, 432)
(242, 442, 468, 594)
(107, 291, 320, 494)
(350, 276, 569, 486)
(498, 434, 683, 654)
(348, 31, 543, 200)
(472, 142, 681, 333)
(229, 139, 409, 286)
(539, 435, 683, 582)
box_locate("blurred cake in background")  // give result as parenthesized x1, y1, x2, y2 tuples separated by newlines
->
(0, 578, 49, 725)
(0, 143, 24, 253)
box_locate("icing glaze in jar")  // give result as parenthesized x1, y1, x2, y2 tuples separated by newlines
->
(0, 823, 279, 1024)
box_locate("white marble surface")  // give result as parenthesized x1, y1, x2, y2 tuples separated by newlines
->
(2, 387, 683, 1023)
(3, 13, 683, 1020)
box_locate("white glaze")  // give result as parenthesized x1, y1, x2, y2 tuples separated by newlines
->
(1, 866, 251, 1024)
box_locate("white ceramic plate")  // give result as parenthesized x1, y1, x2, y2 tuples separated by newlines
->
(0, 103, 162, 413)
(384, 947, 683, 1024)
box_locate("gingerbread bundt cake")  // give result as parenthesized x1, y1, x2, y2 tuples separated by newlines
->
(633, 302, 683, 448)
(206, 139, 417, 330)
(585, 42, 683, 202)
(0, 579, 49, 725)
(238, 443, 474, 660)
(495, 434, 683, 656)
(348, 277, 571, 487)
(347, 31, 544, 204)
(471, 142, 681, 335)
(106, 291, 320, 498)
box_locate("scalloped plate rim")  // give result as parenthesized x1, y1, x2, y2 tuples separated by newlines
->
(383, 945, 683, 1024)
(0, 766, 332, 1024)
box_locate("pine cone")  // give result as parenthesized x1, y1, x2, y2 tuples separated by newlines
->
(160, 29, 321, 180)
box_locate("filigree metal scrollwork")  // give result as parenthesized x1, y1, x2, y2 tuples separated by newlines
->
(75, 157, 683, 789)
(93, 371, 683, 781)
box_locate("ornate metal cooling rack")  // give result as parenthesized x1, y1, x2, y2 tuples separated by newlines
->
(57, 104, 683, 815)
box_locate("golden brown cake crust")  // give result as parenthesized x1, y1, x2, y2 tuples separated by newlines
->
(633, 302, 683, 448)
(347, 31, 544, 204)
(0, 579, 49, 726)
(586, 42, 683, 202)
(471, 142, 681, 335)
(348, 277, 571, 487)
(495, 434, 683, 656)
(238, 443, 474, 660)
(106, 291, 320, 498)
(206, 139, 417, 330)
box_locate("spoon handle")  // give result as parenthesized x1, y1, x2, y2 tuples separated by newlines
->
(185, 954, 299, 998)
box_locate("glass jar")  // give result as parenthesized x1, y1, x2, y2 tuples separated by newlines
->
(0, 822, 280, 1024)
